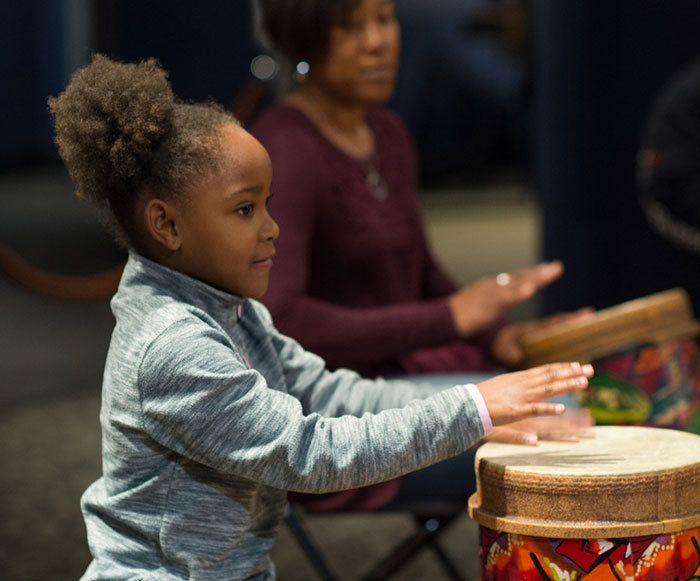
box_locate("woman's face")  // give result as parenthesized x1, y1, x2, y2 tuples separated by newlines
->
(311, 0, 400, 106)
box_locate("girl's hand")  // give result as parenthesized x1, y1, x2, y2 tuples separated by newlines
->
(447, 261, 563, 338)
(483, 408, 595, 446)
(491, 307, 595, 368)
(476, 362, 594, 426)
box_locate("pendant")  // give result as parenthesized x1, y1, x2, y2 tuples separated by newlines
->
(366, 169, 388, 201)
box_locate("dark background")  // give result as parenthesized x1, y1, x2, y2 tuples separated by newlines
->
(3, 1, 700, 313)
(534, 2, 700, 316)
(2, 1, 700, 579)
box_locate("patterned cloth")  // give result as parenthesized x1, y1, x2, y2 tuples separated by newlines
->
(480, 525, 700, 580)
(578, 339, 700, 434)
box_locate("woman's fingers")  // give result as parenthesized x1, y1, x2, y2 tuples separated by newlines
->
(505, 261, 563, 295)
(449, 264, 566, 337)
(539, 307, 595, 329)
(529, 261, 564, 287)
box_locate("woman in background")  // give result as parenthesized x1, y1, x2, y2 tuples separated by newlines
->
(251, 0, 579, 380)
(250, 0, 591, 512)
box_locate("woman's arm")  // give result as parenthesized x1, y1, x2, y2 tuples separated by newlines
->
(254, 115, 460, 368)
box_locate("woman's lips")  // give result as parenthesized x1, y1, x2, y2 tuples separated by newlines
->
(361, 65, 396, 82)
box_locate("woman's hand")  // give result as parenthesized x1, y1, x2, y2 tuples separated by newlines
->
(483, 408, 595, 445)
(447, 261, 563, 338)
(476, 362, 594, 426)
(491, 307, 595, 368)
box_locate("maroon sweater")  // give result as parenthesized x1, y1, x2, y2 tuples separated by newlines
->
(250, 104, 502, 511)
(251, 104, 502, 377)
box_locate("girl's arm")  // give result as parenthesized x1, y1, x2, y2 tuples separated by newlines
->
(138, 317, 590, 495)
(138, 319, 485, 493)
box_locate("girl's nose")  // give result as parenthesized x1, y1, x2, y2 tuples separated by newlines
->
(262, 212, 279, 241)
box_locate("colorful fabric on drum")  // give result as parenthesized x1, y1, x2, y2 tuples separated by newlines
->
(577, 339, 700, 434)
(480, 526, 700, 580)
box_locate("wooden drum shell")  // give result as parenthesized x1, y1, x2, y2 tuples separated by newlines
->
(521, 288, 700, 368)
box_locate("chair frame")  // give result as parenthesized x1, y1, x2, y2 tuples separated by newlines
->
(284, 501, 466, 580)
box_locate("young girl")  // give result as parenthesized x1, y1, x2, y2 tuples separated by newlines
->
(49, 54, 593, 580)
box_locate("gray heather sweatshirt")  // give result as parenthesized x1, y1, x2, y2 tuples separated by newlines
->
(80, 252, 485, 580)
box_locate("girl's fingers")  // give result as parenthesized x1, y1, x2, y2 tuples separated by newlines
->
(525, 402, 566, 416)
(540, 431, 581, 442)
(525, 362, 593, 384)
(537, 374, 589, 398)
(486, 427, 538, 446)
(477, 362, 595, 426)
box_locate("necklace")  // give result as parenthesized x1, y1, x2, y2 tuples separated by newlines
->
(289, 92, 388, 200)
(361, 152, 388, 201)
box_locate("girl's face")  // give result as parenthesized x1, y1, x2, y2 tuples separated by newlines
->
(311, 0, 400, 106)
(175, 124, 279, 299)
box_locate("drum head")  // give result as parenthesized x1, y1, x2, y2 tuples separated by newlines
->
(468, 425, 700, 537)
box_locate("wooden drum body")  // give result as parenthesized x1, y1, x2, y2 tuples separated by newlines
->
(468, 426, 700, 580)
(522, 289, 700, 433)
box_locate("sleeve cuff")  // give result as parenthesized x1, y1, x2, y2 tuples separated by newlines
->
(464, 383, 493, 436)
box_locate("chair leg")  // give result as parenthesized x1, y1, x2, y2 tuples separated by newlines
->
(284, 505, 337, 581)
(428, 537, 464, 580)
(361, 512, 463, 580)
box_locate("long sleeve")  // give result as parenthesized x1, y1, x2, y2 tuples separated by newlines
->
(403, 244, 508, 373)
(399, 260, 507, 373)
(138, 318, 485, 494)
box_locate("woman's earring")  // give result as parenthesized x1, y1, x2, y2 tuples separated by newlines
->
(294, 61, 310, 84)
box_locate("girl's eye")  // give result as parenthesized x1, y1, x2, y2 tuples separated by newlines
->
(266, 193, 274, 207)
(237, 204, 254, 216)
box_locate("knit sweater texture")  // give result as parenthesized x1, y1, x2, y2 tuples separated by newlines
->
(80, 252, 485, 580)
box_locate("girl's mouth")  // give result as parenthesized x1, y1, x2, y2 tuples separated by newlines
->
(253, 254, 274, 268)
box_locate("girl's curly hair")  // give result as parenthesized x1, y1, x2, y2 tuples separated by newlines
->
(48, 54, 237, 249)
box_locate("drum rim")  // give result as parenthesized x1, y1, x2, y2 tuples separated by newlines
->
(521, 288, 700, 366)
(467, 494, 700, 537)
(469, 426, 700, 538)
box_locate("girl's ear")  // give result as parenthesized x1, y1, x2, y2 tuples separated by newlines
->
(144, 198, 182, 251)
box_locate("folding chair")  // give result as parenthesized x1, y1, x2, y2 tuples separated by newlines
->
(284, 499, 466, 580)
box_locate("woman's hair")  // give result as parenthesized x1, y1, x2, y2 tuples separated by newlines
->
(256, 0, 361, 65)
(48, 54, 237, 249)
